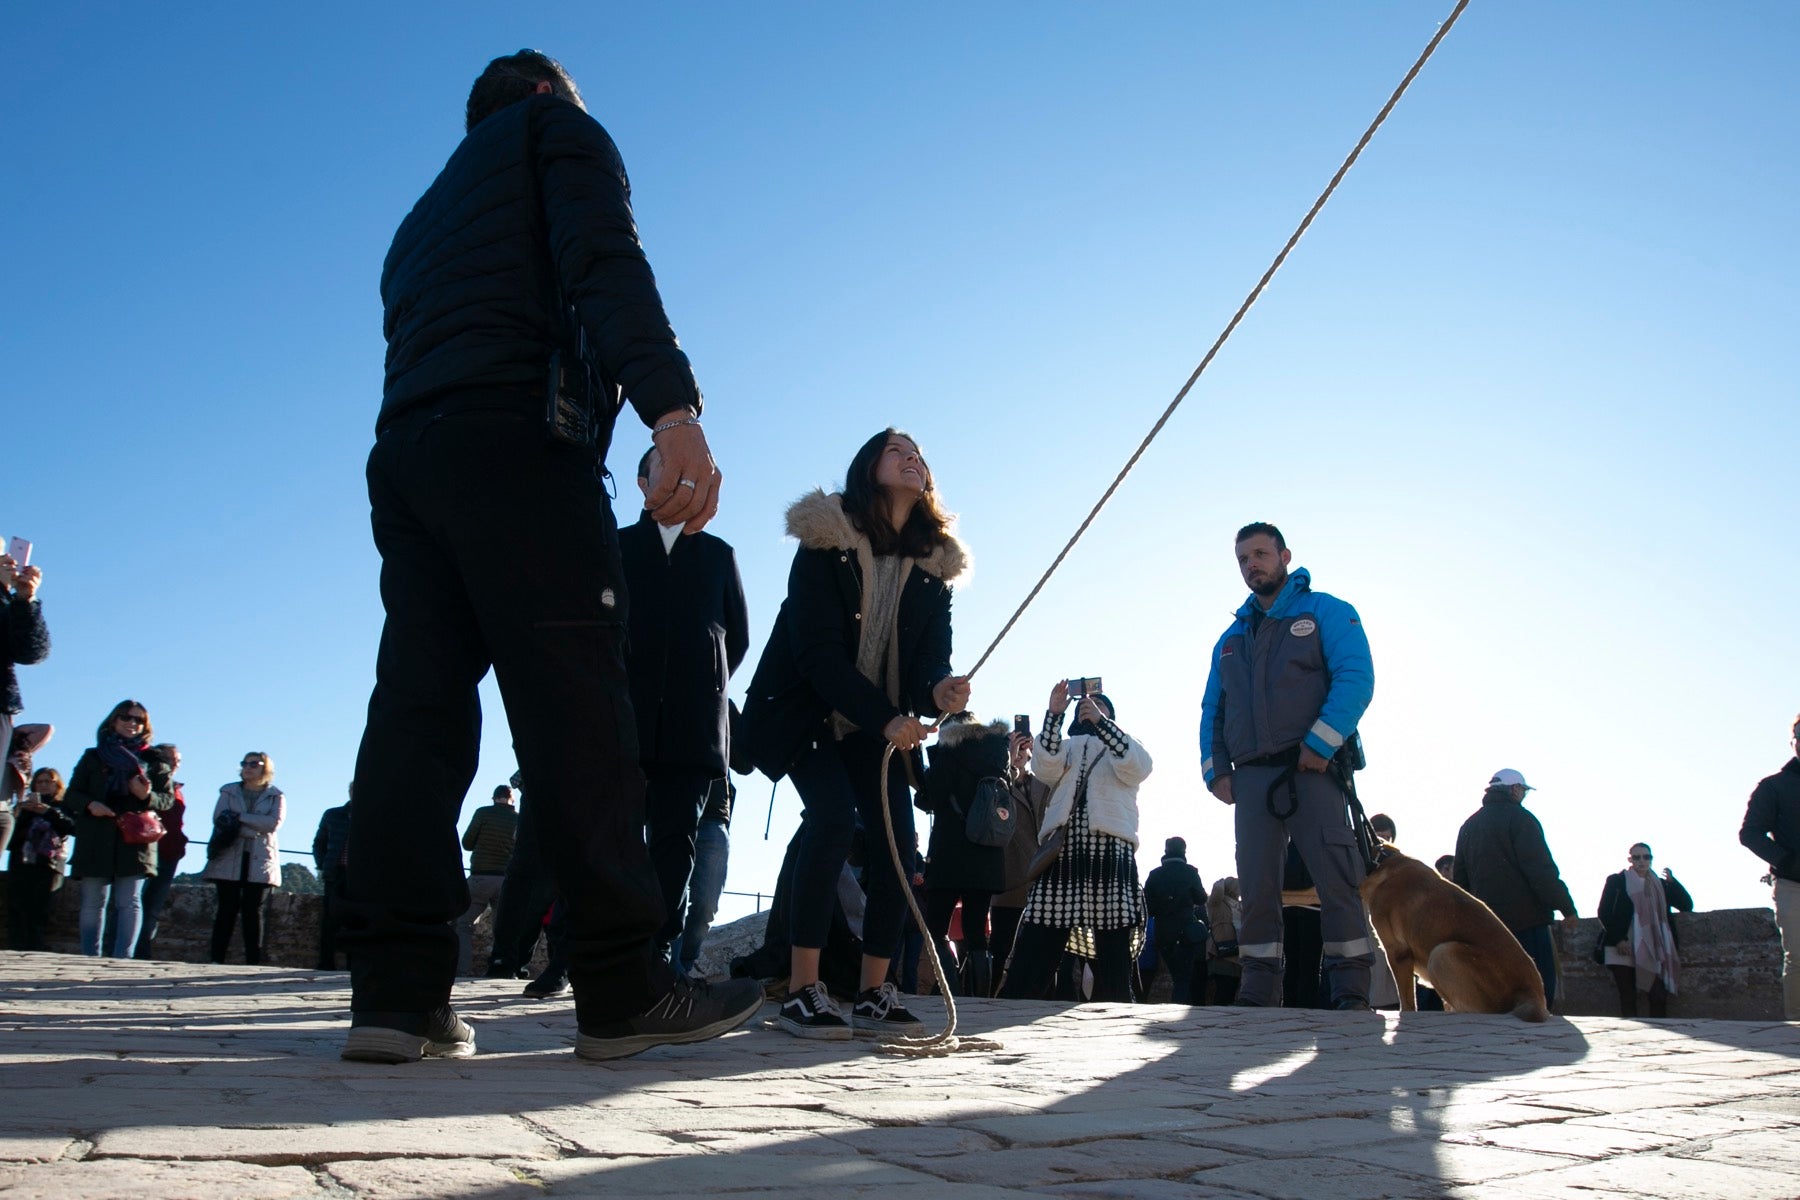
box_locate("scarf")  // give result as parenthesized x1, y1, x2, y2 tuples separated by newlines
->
(97, 732, 149, 798)
(1628, 870, 1681, 995)
(830, 547, 911, 740)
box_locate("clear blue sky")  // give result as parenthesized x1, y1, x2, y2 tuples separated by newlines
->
(5, 2, 1795, 928)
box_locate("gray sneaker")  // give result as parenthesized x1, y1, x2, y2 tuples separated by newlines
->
(342, 1008, 476, 1063)
(574, 976, 764, 1061)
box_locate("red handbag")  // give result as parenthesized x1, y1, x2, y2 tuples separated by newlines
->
(116, 810, 166, 845)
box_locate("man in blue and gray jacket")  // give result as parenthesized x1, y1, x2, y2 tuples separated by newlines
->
(1201, 522, 1375, 1009)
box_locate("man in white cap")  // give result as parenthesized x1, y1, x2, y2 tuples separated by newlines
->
(1453, 768, 1579, 1008)
(1739, 715, 1800, 1019)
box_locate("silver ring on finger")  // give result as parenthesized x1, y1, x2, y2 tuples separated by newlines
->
(678, 478, 697, 489)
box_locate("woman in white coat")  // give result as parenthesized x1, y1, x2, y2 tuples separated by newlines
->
(1000, 681, 1151, 1002)
(203, 751, 285, 964)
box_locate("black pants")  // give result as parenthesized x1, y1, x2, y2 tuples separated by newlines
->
(1155, 934, 1201, 1004)
(990, 904, 1023, 978)
(786, 734, 914, 959)
(1002, 923, 1135, 1003)
(344, 405, 671, 1028)
(645, 766, 718, 951)
(317, 873, 346, 969)
(211, 881, 270, 964)
(1610, 965, 1669, 1018)
(925, 887, 993, 992)
(7, 863, 57, 950)
(1282, 906, 1325, 1009)
(489, 789, 556, 974)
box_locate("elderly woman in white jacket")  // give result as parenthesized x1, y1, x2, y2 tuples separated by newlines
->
(999, 680, 1152, 1002)
(202, 751, 285, 964)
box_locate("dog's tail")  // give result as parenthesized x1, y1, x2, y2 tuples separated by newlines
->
(1511, 995, 1550, 1023)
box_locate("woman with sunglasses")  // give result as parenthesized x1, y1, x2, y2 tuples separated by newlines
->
(65, 700, 173, 956)
(1596, 843, 1693, 1018)
(202, 752, 286, 964)
(742, 428, 971, 1040)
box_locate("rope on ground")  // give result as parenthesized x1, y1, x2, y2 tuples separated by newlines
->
(962, 0, 1472, 682)
(873, 1, 1473, 1054)
(873, 738, 1004, 1057)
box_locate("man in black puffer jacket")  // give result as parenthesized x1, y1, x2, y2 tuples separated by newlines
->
(1740, 715, 1800, 1020)
(342, 50, 761, 1066)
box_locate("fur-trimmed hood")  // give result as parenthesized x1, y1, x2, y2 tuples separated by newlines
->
(935, 715, 1009, 748)
(784, 489, 969, 584)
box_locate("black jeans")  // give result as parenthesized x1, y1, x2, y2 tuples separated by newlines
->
(1002, 923, 1135, 1003)
(644, 766, 718, 952)
(344, 404, 672, 1028)
(787, 734, 914, 959)
(317, 873, 346, 969)
(990, 904, 1024, 977)
(211, 881, 270, 964)
(7, 863, 57, 951)
(489, 789, 556, 975)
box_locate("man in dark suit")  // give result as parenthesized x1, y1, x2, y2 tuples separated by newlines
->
(620, 445, 750, 964)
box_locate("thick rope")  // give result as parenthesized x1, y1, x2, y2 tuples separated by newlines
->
(963, 0, 1472, 682)
(872, 738, 1004, 1056)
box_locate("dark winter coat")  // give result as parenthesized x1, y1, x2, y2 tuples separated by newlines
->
(1741, 758, 1800, 883)
(1453, 793, 1577, 931)
(65, 748, 173, 879)
(1597, 869, 1694, 951)
(2, 593, 50, 716)
(741, 491, 967, 781)
(6, 796, 75, 870)
(619, 511, 749, 773)
(922, 719, 1010, 894)
(378, 94, 701, 434)
(1143, 857, 1208, 945)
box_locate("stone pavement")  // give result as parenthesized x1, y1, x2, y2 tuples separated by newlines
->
(3, 953, 1798, 1200)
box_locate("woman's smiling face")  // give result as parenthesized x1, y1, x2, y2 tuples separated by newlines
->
(872, 435, 928, 496)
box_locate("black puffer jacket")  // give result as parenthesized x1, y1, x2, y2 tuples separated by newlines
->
(1453, 793, 1577, 931)
(379, 94, 700, 432)
(923, 719, 1010, 894)
(1741, 758, 1800, 883)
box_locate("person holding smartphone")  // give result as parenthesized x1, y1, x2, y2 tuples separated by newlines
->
(7, 766, 75, 950)
(0, 550, 50, 797)
(742, 429, 971, 1040)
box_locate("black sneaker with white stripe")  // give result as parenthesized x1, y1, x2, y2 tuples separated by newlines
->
(776, 981, 853, 1040)
(574, 975, 764, 1061)
(850, 981, 925, 1038)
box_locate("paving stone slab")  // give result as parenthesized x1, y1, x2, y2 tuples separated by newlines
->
(894, 1136, 1246, 1186)
(0, 1159, 325, 1200)
(1189, 1156, 1446, 1200)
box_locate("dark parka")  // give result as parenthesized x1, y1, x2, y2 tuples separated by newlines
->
(1453, 791, 1577, 932)
(1144, 856, 1209, 945)
(378, 94, 700, 433)
(619, 511, 749, 774)
(1740, 758, 1800, 884)
(1597, 869, 1694, 951)
(65, 749, 174, 879)
(2, 592, 50, 716)
(742, 491, 967, 782)
(922, 718, 1011, 894)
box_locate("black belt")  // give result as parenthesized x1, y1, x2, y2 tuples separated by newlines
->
(1238, 747, 1302, 770)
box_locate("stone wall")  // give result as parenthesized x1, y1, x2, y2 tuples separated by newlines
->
(1, 878, 1785, 1020)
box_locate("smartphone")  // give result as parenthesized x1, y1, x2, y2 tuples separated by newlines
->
(1013, 714, 1031, 737)
(1066, 676, 1103, 699)
(6, 536, 29, 566)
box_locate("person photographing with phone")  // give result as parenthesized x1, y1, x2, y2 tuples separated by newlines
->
(999, 678, 1153, 1003)
(742, 429, 971, 1040)
(0, 546, 49, 796)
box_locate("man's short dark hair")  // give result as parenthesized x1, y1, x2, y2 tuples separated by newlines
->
(466, 50, 584, 133)
(1235, 522, 1285, 552)
(637, 446, 659, 482)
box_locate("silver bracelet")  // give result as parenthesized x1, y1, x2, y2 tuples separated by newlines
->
(651, 415, 702, 436)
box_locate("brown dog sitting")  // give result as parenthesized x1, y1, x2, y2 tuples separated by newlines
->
(1361, 843, 1550, 1022)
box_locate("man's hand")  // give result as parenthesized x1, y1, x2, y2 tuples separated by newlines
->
(883, 715, 928, 751)
(1298, 747, 1330, 773)
(1209, 776, 1235, 806)
(932, 675, 971, 716)
(645, 417, 720, 534)
(1047, 679, 1070, 715)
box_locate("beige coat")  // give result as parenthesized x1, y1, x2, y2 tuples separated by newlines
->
(201, 783, 285, 886)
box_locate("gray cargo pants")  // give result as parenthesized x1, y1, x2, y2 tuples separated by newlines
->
(1232, 763, 1371, 1007)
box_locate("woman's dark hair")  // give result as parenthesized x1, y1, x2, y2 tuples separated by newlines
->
(97, 699, 152, 745)
(841, 428, 952, 558)
(466, 50, 585, 133)
(30, 766, 63, 799)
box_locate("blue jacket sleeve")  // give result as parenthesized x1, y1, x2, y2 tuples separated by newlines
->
(1303, 597, 1374, 761)
(1199, 630, 1229, 784)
